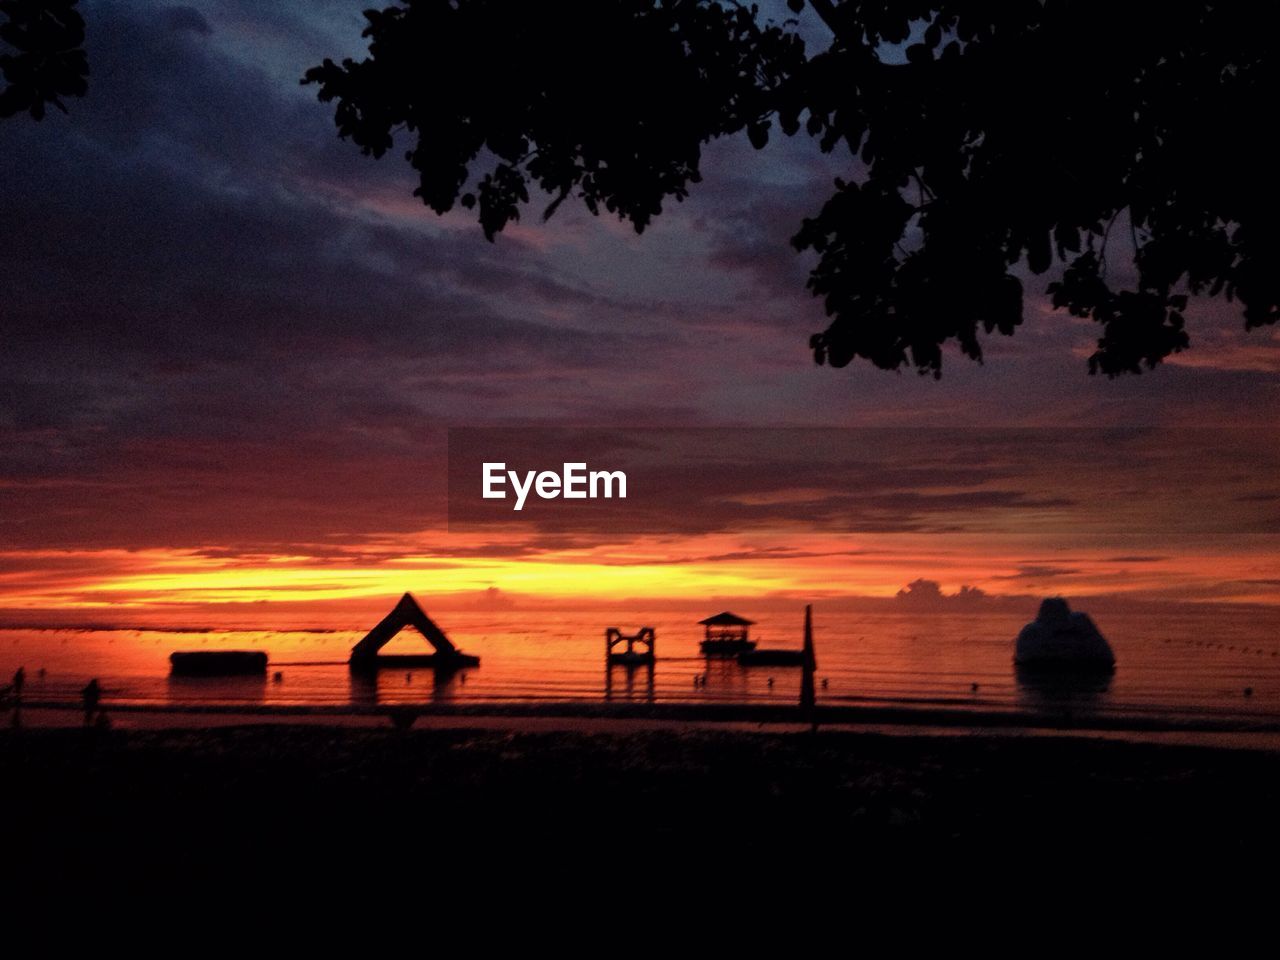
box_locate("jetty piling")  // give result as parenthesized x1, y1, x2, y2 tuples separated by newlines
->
(605, 627, 656, 702)
(800, 604, 816, 730)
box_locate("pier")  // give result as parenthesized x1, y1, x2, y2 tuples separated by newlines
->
(698, 611, 756, 656)
(606, 626, 655, 665)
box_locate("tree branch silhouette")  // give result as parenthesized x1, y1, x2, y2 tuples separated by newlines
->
(305, 0, 1279, 378)
(0, 0, 88, 120)
(802, 0, 844, 38)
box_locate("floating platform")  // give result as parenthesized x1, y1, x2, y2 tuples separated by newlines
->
(349, 652, 480, 673)
(170, 651, 268, 676)
(737, 648, 805, 667)
(348, 593, 480, 674)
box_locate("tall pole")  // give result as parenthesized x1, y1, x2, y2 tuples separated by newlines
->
(800, 604, 816, 730)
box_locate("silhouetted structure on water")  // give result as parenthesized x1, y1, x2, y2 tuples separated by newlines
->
(699, 612, 756, 656)
(738, 649, 805, 665)
(801, 604, 816, 724)
(170, 651, 268, 676)
(1014, 597, 1116, 673)
(606, 626, 655, 665)
(349, 593, 480, 673)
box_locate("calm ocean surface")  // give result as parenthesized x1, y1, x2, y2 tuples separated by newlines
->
(4, 607, 1280, 723)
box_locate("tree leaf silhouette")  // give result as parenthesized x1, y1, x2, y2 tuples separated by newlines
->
(306, 1, 1279, 378)
(0, 0, 88, 121)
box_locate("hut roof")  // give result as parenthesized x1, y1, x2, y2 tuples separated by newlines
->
(698, 611, 755, 626)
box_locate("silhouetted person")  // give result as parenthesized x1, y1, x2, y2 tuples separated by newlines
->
(9, 666, 23, 728)
(82, 678, 100, 726)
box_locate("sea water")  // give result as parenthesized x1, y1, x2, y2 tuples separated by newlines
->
(3, 606, 1279, 724)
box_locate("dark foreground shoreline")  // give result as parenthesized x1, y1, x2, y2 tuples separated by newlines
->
(16, 695, 1280, 734)
(5, 722, 1280, 903)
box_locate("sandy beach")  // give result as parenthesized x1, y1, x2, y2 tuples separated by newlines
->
(5, 719, 1280, 900)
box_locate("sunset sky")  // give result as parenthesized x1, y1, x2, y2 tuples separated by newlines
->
(2, 0, 1279, 626)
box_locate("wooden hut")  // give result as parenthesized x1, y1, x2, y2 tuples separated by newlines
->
(348, 593, 480, 673)
(698, 611, 756, 656)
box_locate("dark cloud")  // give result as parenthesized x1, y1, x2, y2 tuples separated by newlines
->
(0, 0, 721, 550)
(160, 6, 212, 34)
(1, 0, 1279, 569)
(894, 579, 991, 608)
(992, 565, 1082, 580)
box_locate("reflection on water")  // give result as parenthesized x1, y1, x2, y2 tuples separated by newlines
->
(166, 674, 267, 704)
(348, 666, 475, 705)
(348, 671, 378, 708)
(3, 606, 1280, 723)
(700, 655, 750, 700)
(1014, 664, 1114, 715)
(605, 662, 655, 702)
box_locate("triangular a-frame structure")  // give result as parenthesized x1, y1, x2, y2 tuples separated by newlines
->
(348, 593, 479, 672)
